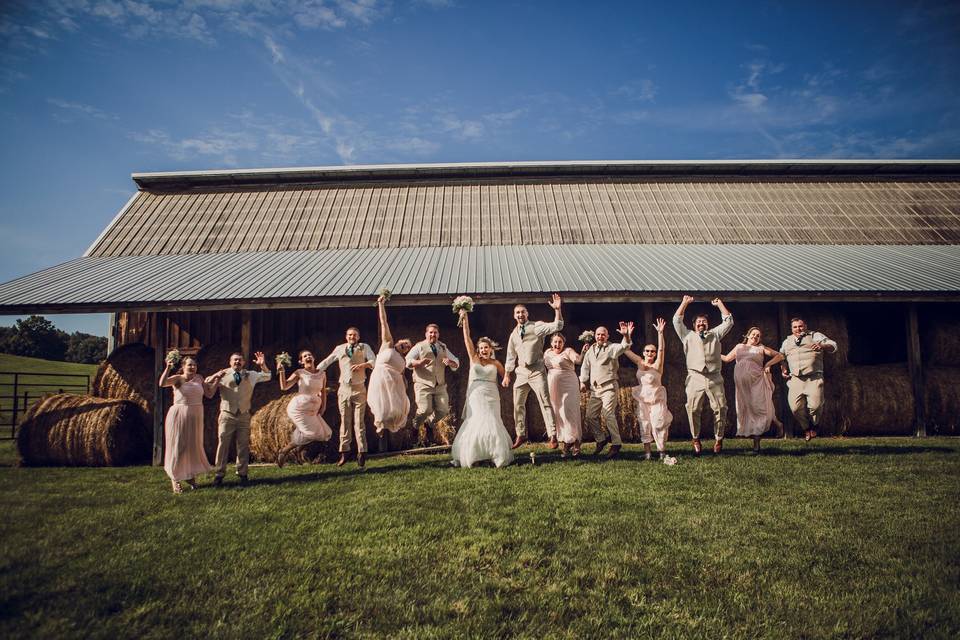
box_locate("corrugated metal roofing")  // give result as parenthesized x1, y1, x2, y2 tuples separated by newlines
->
(3, 244, 959, 313)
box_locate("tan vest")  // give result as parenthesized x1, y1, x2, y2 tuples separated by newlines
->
(581, 342, 625, 389)
(408, 340, 455, 388)
(680, 331, 724, 374)
(218, 371, 268, 414)
(781, 334, 824, 376)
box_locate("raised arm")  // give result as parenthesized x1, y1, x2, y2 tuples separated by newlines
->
(622, 347, 643, 366)
(277, 365, 300, 391)
(712, 298, 734, 339)
(316, 349, 339, 373)
(377, 295, 393, 349)
(673, 295, 694, 338)
(534, 294, 564, 336)
(159, 362, 181, 389)
(653, 318, 666, 374)
(460, 310, 477, 362)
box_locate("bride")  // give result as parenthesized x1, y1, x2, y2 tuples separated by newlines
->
(450, 308, 515, 468)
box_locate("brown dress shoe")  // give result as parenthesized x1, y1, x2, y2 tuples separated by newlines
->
(692, 438, 702, 456)
(337, 453, 348, 467)
(511, 435, 528, 450)
(593, 439, 608, 456)
(606, 444, 622, 459)
(357, 452, 366, 468)
(714, 439, 723, 454)
(547, 436, 559, 450)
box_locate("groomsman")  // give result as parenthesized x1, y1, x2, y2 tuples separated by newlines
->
(207, 351, 272, 487)
(406, 323, 460, 446)
(318, 327, 376, 468)
(502, 294, 564, 449)
(779, 317, 837, 441)
(673, 295, 734, 455)
(579, 322, 633, 458)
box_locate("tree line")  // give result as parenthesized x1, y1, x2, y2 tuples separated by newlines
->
(0, 316, 107, 364)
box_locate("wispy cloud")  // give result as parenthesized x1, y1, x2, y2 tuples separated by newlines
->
(612, 79, 657, 102)
(47, 98, 117, 121)
(264, 35, 284, 63)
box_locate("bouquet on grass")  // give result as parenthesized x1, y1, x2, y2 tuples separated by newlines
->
(165, 349, 182, 369)
(275, 352, 293, 369)
(452, 295, 475, 327)
(578, 330, 595, 345)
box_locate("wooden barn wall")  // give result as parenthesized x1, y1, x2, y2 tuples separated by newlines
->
(114, 301, 960, 443)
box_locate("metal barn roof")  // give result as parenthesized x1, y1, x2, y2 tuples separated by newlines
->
(2, 244, 959, 313)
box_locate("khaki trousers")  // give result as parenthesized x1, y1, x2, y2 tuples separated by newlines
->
(215, 411, 251, 477)
(585, 384, 621, 446)
(787, 374, 824, 431)
(685, 371, 728, 440)
(412, 383, 450, 427)
(513, 370, 557, 438)
(338, 384, 368, 453)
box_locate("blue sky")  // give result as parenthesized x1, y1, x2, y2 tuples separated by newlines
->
(1, 0, 959, 336)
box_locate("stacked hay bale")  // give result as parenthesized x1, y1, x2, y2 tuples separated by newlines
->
(17, 394, 150, 466)
(91, 342, 155, 420)
(922, 318, 960, 435)
(829, 365, 914, 436)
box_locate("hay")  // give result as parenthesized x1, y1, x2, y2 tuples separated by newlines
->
(249, 395, 337, 463)
(922, 324, 960, 367)
(832, 365, 913, 436)
(17, 394, 150, 466)
(578, 386, 642, 442)
(924, 367, 960, 435)
(92, 342, 155, 415)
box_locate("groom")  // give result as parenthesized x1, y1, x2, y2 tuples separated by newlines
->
(502, 293, 563, 449)
(318, 327, 376, 468)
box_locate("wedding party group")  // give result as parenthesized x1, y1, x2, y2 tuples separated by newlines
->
(156, 293, 836, 494)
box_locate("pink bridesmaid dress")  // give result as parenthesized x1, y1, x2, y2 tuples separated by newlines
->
(733, 344, 776, 436)
(544, 348, 582, 444)
(286, 369, 333, 445)
(367, 347, 411, 432)
(164, 376, 213, 481)
(632, 364, 673, 451)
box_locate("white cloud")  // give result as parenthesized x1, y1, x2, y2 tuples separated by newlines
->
(264, 35, 284, 63)
(47, 98, 117, 120)
(612, 79, 657, 102)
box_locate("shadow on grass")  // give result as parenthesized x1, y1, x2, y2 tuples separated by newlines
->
(699, 443, 956, 457)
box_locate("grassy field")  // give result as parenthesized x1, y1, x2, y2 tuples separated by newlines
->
(0, 353, 98, 433)
(1, 437, 958, 639)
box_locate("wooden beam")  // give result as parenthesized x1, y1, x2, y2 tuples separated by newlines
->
(241, 309, 252, 360)
(151, 312, 165, 466)
(777, 302, 793, 439)
(906, 304, 926, 437)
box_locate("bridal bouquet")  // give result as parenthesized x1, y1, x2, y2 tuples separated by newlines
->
(578, 330, 595, 345)
(275, 352, 293, 369)
(164, 349, 182, 368)
(377, 287, 392, 302)
(452, 295, 475, 326)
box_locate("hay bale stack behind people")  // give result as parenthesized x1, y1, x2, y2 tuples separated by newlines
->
(578, 386, 640, 442)
(249, 394, 337, 463)
(834, 365, 913, 436)
(924, 367, 960, 435)
(17, 394, 150, 466)
(91, 343, 155, 416)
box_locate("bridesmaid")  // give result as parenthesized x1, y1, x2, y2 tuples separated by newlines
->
(367, 294, 413, 435)
(623, 318, 673, 461)
(159, 356, 218, 494)
(276, 350, 333, 466)
(543, 333, 586, 458)
(721, 327, 785, 454)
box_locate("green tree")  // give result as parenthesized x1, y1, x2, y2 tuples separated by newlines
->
(0, 316, 67, 361)
(65, 332, 107, 364)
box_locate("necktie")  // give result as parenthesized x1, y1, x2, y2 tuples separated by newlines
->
(520, 324, 525, 339)
(699, 331, 707, 340)
(233, 371, 241, 385)
(347, 345, 354, 358)
(430, 344, 438, 357)
(795, 336, 803, 346)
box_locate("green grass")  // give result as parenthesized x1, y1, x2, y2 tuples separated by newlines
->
(1, 437, 958, 639)
(0, 353, 98, 431)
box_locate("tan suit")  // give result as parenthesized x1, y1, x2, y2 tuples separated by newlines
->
(406, 340, 459, 439)
(319, 342, 376, 453)
(673, 313, 734, 440)
(579, 338, 630, 446)
(214, 369, 271, 477)
(505, 318, 563, 438)
(780, 331, 837, 431)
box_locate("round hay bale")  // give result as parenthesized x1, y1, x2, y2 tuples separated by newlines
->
(17, 394, 150, 466)
(577, 386, 641, 442)
(249, 394, 337, 463)
(833, 365, 913, 436)
(92, 342, 155, 415)
(924, 367, 960, 436)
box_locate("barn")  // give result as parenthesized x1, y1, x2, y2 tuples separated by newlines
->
(2, 160, 959, 465)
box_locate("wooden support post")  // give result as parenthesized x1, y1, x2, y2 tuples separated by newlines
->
(906, 304, 926, 437)
(241, 309, 252, 360)
(151, 312, 165, 466)
(642, 303, 654, 348)
(777, 302, 793, 439)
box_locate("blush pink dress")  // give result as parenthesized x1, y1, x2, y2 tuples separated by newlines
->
(286, 369, 332, 445)
(367, 346, 410, 432)
(733, 344, 776, 437)
(164, 376, 213, 482)
(544, 348, 582, 444)
(632, 363, 673, 451)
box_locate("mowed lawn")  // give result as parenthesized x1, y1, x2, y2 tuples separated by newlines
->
(0, 354, 98, 430)
(0, 437, 958, 639)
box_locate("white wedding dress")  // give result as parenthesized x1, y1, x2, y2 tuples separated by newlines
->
(450, 362, 515, 468)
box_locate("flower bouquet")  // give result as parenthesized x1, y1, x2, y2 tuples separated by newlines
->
(275, 352, 293, 369)
(578, 330, 595, 345)
(164, 349, 182, 369)
(452, 295, 475, 326)
(377, 287, 392, 303)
